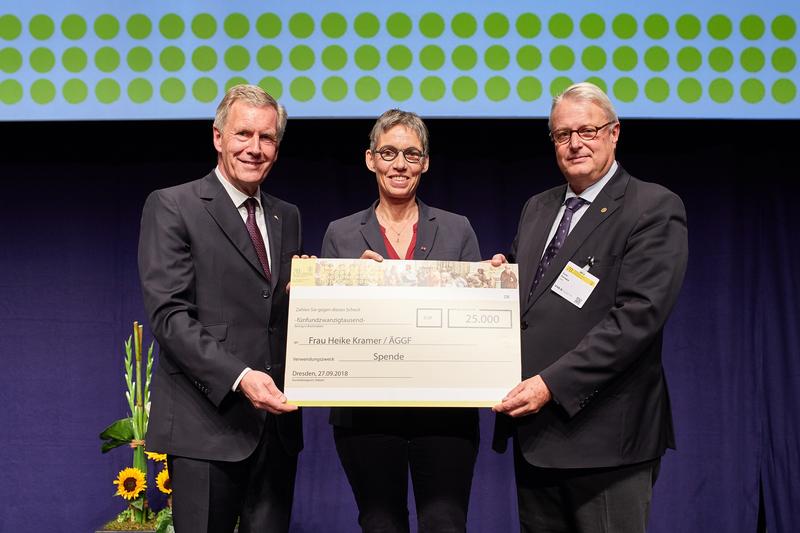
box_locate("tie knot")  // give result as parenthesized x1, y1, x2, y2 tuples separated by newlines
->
(564, 197, 588, 213)
(244, 197, 258, 215)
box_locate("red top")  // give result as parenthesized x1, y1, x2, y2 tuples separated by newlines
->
(379, 223, 418, 260)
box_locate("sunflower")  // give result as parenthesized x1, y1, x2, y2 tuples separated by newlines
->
(145, 451, 168, 463)
(156, 467, 172, 494)
(113, 467, 147, 500)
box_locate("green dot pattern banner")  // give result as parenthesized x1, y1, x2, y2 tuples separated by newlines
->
(1, 1, 798, 119)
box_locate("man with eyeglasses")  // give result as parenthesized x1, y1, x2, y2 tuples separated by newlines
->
(491, 82, 688, 533)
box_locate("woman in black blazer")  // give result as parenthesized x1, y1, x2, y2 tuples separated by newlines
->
(321, 109, 481, 533)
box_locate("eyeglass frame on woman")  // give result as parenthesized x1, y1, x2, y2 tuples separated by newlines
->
(372, 145, 426, 164)
(549, 121, 617, 145)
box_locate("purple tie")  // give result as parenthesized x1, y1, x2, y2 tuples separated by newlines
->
(244, 198, 271, 281)
(531, 196, 588, 290)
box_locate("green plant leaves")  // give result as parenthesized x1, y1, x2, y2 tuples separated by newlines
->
(99, 416, 134, 453)
(155, 507, 174, 533)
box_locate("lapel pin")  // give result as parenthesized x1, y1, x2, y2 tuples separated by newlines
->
(273, 215, 279, 220)
(600, 207, 608, 213)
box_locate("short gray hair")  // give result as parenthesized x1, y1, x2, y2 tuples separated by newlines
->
(368, 109, 429, 155)
(549, 82, 618, 130)
(214, 84, 288, 143)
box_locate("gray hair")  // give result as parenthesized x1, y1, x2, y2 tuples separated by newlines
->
(549, 82, 619, 130)
(214, 84, 288, 143)
(368, 109, 429, 155)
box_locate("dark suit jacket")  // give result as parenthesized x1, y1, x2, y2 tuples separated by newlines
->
(139, 171, 303, 462)
(321, 199, 481, 434)
(493, 165, 688, 469)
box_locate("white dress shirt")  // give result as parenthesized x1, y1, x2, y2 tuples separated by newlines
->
(540, 160, 618, 259)
(214, 167, 272, 392)
(215, 167, 272, 267)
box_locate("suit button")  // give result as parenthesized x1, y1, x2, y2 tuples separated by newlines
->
(521, 321, 528, 330)
(265, 364, 272, 373)
(268, 326, 276, 334)
(262, 288, 271, 298)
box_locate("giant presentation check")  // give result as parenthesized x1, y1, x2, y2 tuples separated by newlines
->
(285, 258, 521, 407)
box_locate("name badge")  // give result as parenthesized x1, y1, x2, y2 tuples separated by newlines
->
(551, 261, 599, 308)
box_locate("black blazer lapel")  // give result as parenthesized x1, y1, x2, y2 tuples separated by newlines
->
(525, 169, 628, 312)
(199, 173, 269, 281)
(414, 199, 437, 260)
(359, 201, 389, 257)
(262, 192, 283, 288)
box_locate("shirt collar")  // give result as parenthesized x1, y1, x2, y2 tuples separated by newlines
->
(565, 160, 618, 204)
(215, 166, 261, 208)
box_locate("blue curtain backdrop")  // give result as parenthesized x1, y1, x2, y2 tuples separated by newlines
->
(0, 119, 797, 532)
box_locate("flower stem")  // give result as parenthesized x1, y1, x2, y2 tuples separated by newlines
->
(131, 322, 148, 523)
(134, 322, 143, 411)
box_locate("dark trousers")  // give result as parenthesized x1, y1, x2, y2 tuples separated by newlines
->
(514, 441, 661, 533)
(334, 425, 479, 533)
(168, 417, 298, 533)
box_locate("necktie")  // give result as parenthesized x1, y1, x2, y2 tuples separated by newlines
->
(531, 196, 588, 290)
(244, 198, 272, 281)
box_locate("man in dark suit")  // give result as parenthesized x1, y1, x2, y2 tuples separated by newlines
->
(492, 82, 688, 532)
(138, 85, 303, 533)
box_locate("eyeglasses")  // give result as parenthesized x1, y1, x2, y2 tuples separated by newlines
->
(373, 146, 426, 164)
(549, 122, 616, 145)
